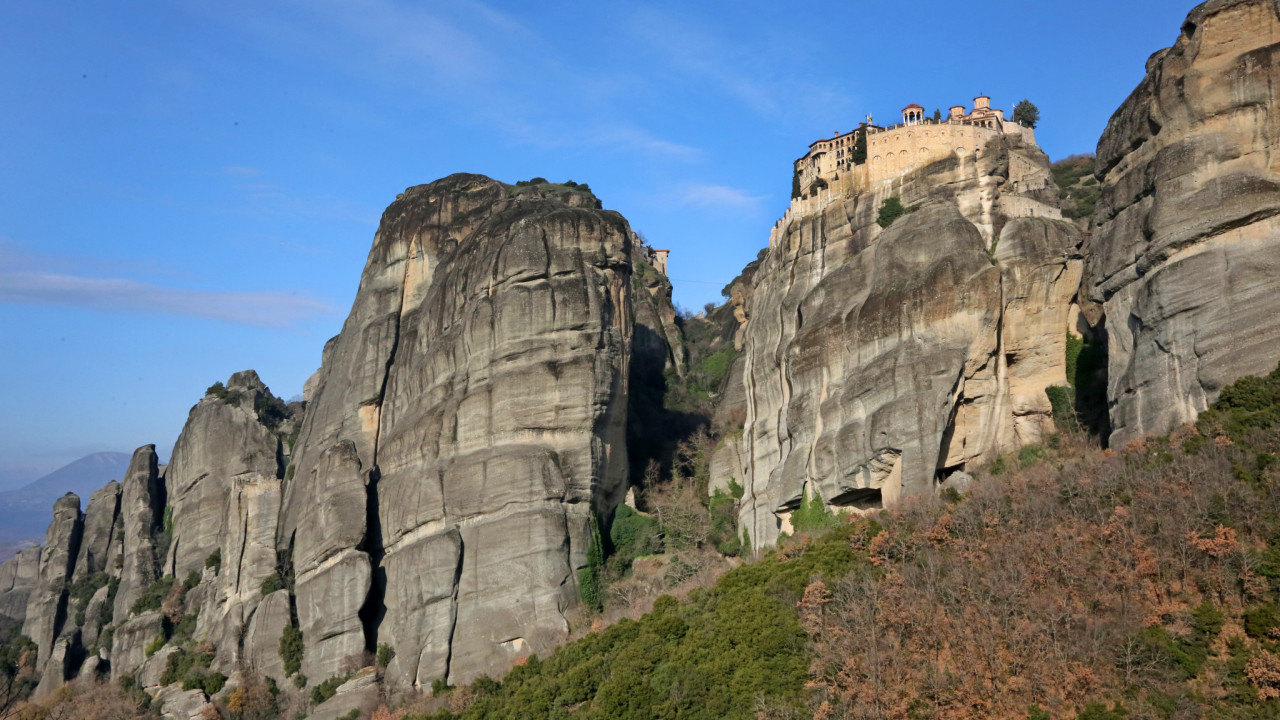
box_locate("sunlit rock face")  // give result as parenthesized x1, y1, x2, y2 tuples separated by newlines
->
(277, 174, 633, 689)
(731, 134, 1081, 549)
(1085, 0, 1280, 445)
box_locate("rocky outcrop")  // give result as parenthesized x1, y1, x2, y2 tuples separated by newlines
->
(110, 611, 165, 678)
(0, 547, 41, 625)
(278, 174, 632, 689)
(242, 589, 291, 682)
(732, 134, 1081, 548)
(112, 446, 164, 625)
(310, 668, 380, 720)
(158, 370, 290, 675)
(165, 370, 284, 580)
(1084, 0, 1280, 443)
(72, 482, 121, 583)
(22, 493, 83, 695)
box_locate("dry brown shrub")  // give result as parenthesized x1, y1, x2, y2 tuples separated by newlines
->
(446, 686, 476, 714)
(161, 580, 186, 623)
(1249, 650, 1280, 699)
(801, 425, 1280, 720)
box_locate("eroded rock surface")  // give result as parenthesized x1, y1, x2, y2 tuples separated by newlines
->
(22, 493, 83, 694)
(734, 135, 1081, 548)
(278, 174, 632, 689)
(1084, 0, 1280, 443)
(0, 547, 40, 625)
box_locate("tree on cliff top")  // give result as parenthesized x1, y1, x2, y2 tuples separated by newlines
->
(1013, 99, 1040, 128)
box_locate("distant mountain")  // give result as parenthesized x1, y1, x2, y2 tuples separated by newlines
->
(0, 452, 131, 547)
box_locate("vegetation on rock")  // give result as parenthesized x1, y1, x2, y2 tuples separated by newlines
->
(280, 625, 304, 677)
(1013, 98, 1040, 128)
(389, 362, 1280, 720)
(876, 196, 907, 228)
(1052, 154, 1100, 224)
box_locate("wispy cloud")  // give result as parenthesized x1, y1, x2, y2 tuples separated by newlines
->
(626, 7, 855, 128)
(218, 165, 262, 178)
(519, 123, 704, 162)
(677, 183, 769, 212)
(195, 0, 701, 165)
(0, 271, 335, 328)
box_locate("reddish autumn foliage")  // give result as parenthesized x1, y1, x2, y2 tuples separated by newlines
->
(800, 426, 1280, 720)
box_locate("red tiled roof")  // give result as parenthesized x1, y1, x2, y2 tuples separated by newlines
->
(902, 103, 924, 110)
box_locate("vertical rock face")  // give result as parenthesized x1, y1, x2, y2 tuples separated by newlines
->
(0, 547, 41, 625)
(72, 482, 121, 583)
(162, 370, 290, 673)
(112, 446, 164, 625)
(734, 135, 1081, 548)
(1085, 0, 1280, 444)
(279, 174, 632, 689)
(22, 493, 83, 680)
(165, 370, 284, 580)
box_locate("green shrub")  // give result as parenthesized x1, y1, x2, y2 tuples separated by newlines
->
(311, 674, 347, 705)
(280, 626, 304, 677)
(708, 488, 741, 556)
(131, 576, 176, 615)
(171, 614, 197, 643)
(1199, 361, 1280, 442)
(417, 523, 858, 719)
(696, 350, 737, 394)
(293, 673, 307, 688)
(206, 381, 230, 400)
(610, 505, 663, 568)
(1045, 385, 1076, 429)
(161, 647, 214, 686)
(183, 569, 201, 592)
(377, 642, 395, 668)
(339, 710, 360, 720)
(144, 633, 166, 657)
(877, 196, 906, 228)
(261, 574, 285, 596)
(1243, 603, 1279, 639)
(578, 515, 604, 611)
(790, 488, 840, 535)
(205, 549, 221, 574)
(431, 677, 453, 696)
(1018, 445, 1044, 469)
(851, 125, 867, 164)
(203, 671, 227, 696)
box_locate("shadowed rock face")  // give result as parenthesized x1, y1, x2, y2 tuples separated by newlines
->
(110, 446, 164, 644)
(732, 135, 1081, 548)
(279, 174, 633, 688)
(22, 493, 82, 686)
(1085, 0, 1280, 444)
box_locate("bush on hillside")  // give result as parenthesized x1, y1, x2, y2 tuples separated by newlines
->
(409, 523, 859, 720)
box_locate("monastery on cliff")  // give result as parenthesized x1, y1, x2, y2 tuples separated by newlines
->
(794, 95, 1037, 198)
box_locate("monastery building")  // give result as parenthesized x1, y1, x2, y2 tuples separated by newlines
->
(794, 96, 1036, 198)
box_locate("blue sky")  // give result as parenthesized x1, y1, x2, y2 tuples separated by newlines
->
(0, 0, 1196, 488)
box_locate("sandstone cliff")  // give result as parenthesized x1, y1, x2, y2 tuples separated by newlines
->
(726, 134, 1082, 548)
(1083, 0, 1280, 444)
(277, 174, 633, 690)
